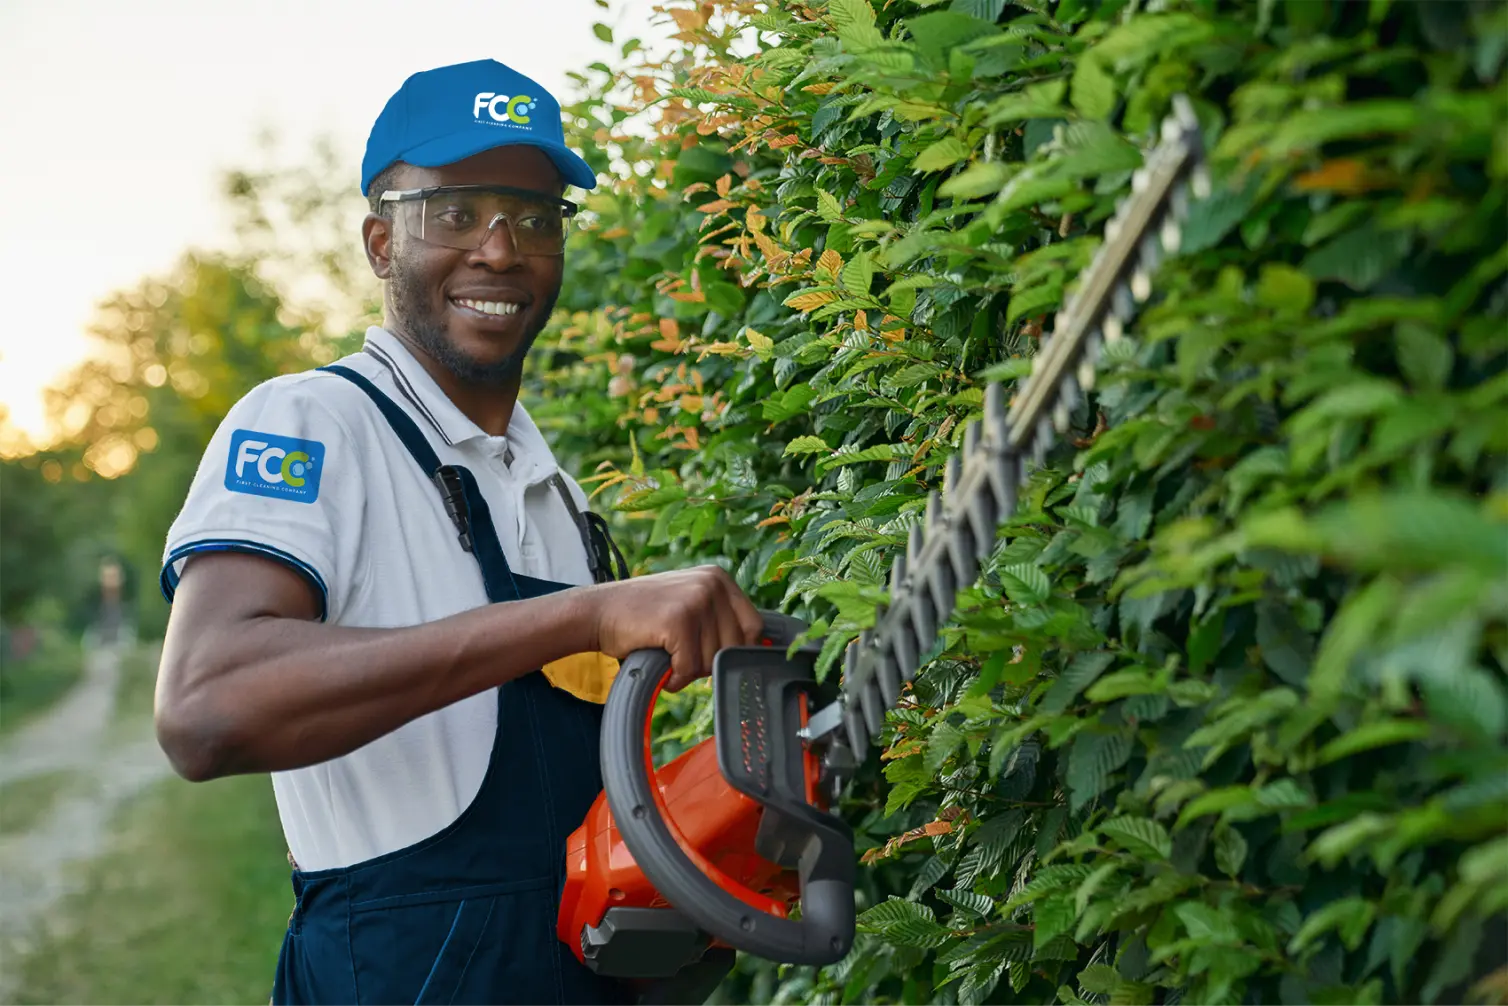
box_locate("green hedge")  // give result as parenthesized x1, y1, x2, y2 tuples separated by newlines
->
(529, 1, 1508, 1002)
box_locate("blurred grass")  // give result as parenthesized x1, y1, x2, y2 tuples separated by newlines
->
(110, 642, 160, 741)
(0, 770, 83, 836)
(9, 772, 291, 1005)
(0, 628, 85, 739)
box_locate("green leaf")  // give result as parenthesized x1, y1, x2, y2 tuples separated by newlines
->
(1077, 964, 1120, 995)
(1287, 379, 1404, 435)
(591, 21, 613, 42)
(1302, 222, 1411, 291)
(1396, 323, 1453, 392)
(1309, 493, 1508, 577)
(925, 722, 966, 774)
(1033, 894, 1077, 948)
(1043, 652, 1115, 713)
(1177, 778, 1311, 829)
(936, 887, 995, 919)
(1175, 902, 1241, 944)
(1085, 668, 1165, 702)
(904, 11, 999, 65)
(984, 80, 1067, 125)
(1307, 813, 1392, 868)
(1068, 729, 1132, 811)
(1266, 100, 1422, 156)
(816, 188, 845, 223)
(1056, 121, 1143, 178)
(859, 896, 935, 928)
(1255, 600, 1314, 688)
(884, 917, 953, 948)
(999, 563, 1050, 605)
(783, 435, 832, 457)
(829, 0, 884, 50)
(907, 854, 951, 899)
(1255, 263, 1316, 316)
(1214, 825, 1249, 878)
(1188, 609, 1225, 674)
(841, 251, 876, 296)
(1289, 896, 1376, 954)
(817, 442, 907, 474)
(1314, 719, 1432, 766)
(762, 384, 818, 423)
(913, 136, 973, 173)
(1070, 55, 1114, 119)
(1419, 663, 1508, 744)
(1306, 575, 1402, 703)
(1099, 816, 1172, 859)
(938, 161, 1012, 198)
(613, 482, 687, 511)
(950, 0, 1006, 19)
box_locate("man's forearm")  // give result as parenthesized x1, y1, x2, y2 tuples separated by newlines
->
(157, 585, 602, 780)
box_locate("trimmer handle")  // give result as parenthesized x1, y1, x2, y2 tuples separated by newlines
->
(601, 611, 856, 967)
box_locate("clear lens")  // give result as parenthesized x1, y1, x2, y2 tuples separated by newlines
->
(400, 189, 568, 255)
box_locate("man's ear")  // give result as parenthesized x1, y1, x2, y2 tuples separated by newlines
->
(363, 213, 394, 280)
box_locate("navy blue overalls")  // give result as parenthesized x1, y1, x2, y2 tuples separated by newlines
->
(272, 365, 634, 1006)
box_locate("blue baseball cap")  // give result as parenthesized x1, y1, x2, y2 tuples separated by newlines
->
(361, 59, 597, 196)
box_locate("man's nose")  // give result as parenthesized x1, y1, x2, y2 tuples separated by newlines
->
(470, 215, 524, 268)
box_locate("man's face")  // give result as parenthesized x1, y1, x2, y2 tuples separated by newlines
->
(364, 146, 566, 386)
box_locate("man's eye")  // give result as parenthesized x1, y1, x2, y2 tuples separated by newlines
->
(431, 205, 477, 228)
(517, 214, 561, 232)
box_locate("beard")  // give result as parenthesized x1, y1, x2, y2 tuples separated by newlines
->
(388, 254, 560, 387)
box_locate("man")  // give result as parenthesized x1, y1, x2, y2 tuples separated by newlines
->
(155, 58, 763, 1006)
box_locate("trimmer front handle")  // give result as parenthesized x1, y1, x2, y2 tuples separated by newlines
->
(599, 612, 856, 967)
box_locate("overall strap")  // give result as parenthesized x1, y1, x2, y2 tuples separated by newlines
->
(548, 473, 630, 584)
(320, 364, 520, 603)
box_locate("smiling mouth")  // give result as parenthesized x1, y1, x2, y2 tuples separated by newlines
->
(452, 298, 524, 317)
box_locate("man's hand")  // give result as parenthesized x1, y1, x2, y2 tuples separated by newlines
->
(587, 566, 765, 691)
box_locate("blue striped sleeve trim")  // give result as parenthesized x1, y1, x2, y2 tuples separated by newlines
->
(160, 538, 330, 622)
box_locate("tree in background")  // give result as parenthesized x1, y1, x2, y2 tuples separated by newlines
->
(1, 133, 377, 638)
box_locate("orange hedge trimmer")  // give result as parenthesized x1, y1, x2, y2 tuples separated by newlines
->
(556, 97, 1209, 1003)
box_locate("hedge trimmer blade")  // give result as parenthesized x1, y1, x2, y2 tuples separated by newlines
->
(802, 96, 1210, 796)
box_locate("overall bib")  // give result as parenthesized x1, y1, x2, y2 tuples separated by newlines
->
(271, 366, 633, 1006)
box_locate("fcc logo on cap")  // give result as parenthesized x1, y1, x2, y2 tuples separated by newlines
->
(473, 92, 536, 127)
(225, 430, 325, 503)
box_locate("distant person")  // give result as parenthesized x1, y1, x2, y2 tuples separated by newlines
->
(154, 59, 762, 1006)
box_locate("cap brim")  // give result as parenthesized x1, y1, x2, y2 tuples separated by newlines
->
(398, 130, 598, 191)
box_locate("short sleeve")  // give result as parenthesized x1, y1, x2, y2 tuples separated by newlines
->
(160, 375, 365, 621)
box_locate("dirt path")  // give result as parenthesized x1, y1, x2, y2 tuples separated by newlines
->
(0, 642, 173, 998)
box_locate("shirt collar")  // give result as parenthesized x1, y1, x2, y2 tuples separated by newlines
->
(360, 326, 560, 486)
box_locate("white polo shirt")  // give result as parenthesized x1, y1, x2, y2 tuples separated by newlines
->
(161, 326, 599, 871)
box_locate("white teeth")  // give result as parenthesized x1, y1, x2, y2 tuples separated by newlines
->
(455, 298, 521, 316)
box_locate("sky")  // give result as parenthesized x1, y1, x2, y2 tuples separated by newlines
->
(0, 0, 666, 445)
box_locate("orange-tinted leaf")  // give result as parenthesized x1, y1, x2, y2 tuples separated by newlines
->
(785, 290, 840, 312)
(1294, 158, 1374, 194)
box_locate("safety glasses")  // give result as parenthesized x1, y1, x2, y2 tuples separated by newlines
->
(378, 185, 578, 256)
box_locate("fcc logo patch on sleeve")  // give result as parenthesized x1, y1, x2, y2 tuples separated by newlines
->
(225, 430, 326, 503)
